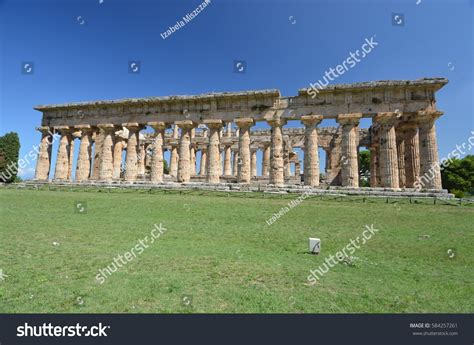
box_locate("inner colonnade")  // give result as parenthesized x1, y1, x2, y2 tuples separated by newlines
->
(33, 78, 448, 191)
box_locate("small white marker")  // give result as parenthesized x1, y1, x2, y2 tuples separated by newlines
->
(309, 238, 321, 255)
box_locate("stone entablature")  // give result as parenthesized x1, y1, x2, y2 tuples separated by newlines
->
(33, 78, 448, 191)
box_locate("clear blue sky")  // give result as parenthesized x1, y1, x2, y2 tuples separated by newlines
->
(0, 0, 473, 179)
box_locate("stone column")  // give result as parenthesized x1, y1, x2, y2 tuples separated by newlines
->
(204, 120, 223, 183)
(400, 122, 420, 188)
(267, 118, 286, 186)
(169, 145, 178, 177)
(283, 147, 290, 179)
(149, 122, 168, 183)
(53, 126, 72, 181)
(232, 150, 239, 176)
(34, 127, 53, 181)
(251, 149, 257, 178)
(91, 130, 104, 180)
(75, 125, 93, 182)
(113, 138, 124, 180)
(190, 128, 196, 176)
(337, 113, 362, 187)
(374, 112, 400, 189)
(98, 124, 115, 182)
(200, 148, 207, 175)
(235, 118, 254, 183)
(262, 144, 270, 177)
(137, 142, 146, 177)
(396, 128, 406, 188)
(223, 145, 232, 176)
(226, 122, 232, 137)
(169, 125, 179, 177)
(369, 145, 378, 187)
(123, 123, 140, 182)
(68, 131, 80, 180)
(176, 121, 196, 183)
(417, 111, 443, 190)
(301, 115, 323, 187)
(222, 122, 233, 176)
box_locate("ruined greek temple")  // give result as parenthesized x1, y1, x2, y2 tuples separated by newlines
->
(33, 78, 448, 191)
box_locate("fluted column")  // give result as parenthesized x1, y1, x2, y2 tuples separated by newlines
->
(123, 123, 140, 182)
(283, 149, 289, 179)
(34, 127, 53, 181)
(396, 128, 406, 188)
(204, 120, 223, 183)
(190, 128, 196, 176)
(75, 125, 93, 182)
(169, 125, 179, 177)
(374, 112, 400, 189)
(222, 122, 232, 176)
(232, 150, 239, 176)
(149, 122, 168, 183)
(54, 126, 72, 181)
(223, 145, 232, 176)
(369, 145, 378, 187)
(91, 130, 104, 180)
(235, 118, 254, 183)
(113, 138, 124, 180)
(301, 115, 323, 186)
(400, 122, 420, 188)
(137, 142, 146, 177)
(267, 118, 286, 186)
(98, 124, 115, 182)
(262, 144, 270, 177)
(418, 111, 443, 189)
(200, 148, 207, 175)
(337, 113, 362, 187)
(177, 121, 196, 183)
(251, 149, 257, 178)
(68, 131, 80, 180)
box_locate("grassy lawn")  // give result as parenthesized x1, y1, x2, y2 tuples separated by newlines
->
(0, 188, 473, 313)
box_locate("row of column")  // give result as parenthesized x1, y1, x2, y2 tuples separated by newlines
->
(36, 117, 322, 187)
(35, 111, 442, 189)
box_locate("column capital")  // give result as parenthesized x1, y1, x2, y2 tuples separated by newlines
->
(374, 112, 400, 124)
(417, 110, 443, 123)
(97, 123, 117, 132)
(36, 126, 52, 134)
(122, 122, 143, 130)
(74, 124, 91, 130)
(397, 121, 418, 130)
(175, 120, 197, 129)
(267, 118, 287, 127)
(301, 115, 323, 126)
(235, 118, 255, 128)
(54, 126, 71, 134)
(203, 119, 223, 129)
(337, 113, 362, 125)
(148, 121, 169, 131)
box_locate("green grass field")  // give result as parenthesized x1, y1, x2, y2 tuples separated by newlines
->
(0, 188, 473, 313)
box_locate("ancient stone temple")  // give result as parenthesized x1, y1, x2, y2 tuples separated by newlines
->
(33, 78, 448, 191)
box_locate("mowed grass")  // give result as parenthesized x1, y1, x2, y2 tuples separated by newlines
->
(0, 188, 473, 313)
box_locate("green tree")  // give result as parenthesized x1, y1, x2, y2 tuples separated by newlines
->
(0, 132, 21, 183)
(441, 155, 474, 198)
(163, 159, 169, 174)
(359, 150, 370, 187)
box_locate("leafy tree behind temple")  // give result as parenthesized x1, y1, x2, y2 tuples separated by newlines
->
(441, 155, 473, 198)
(0, 132, 21, 183)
